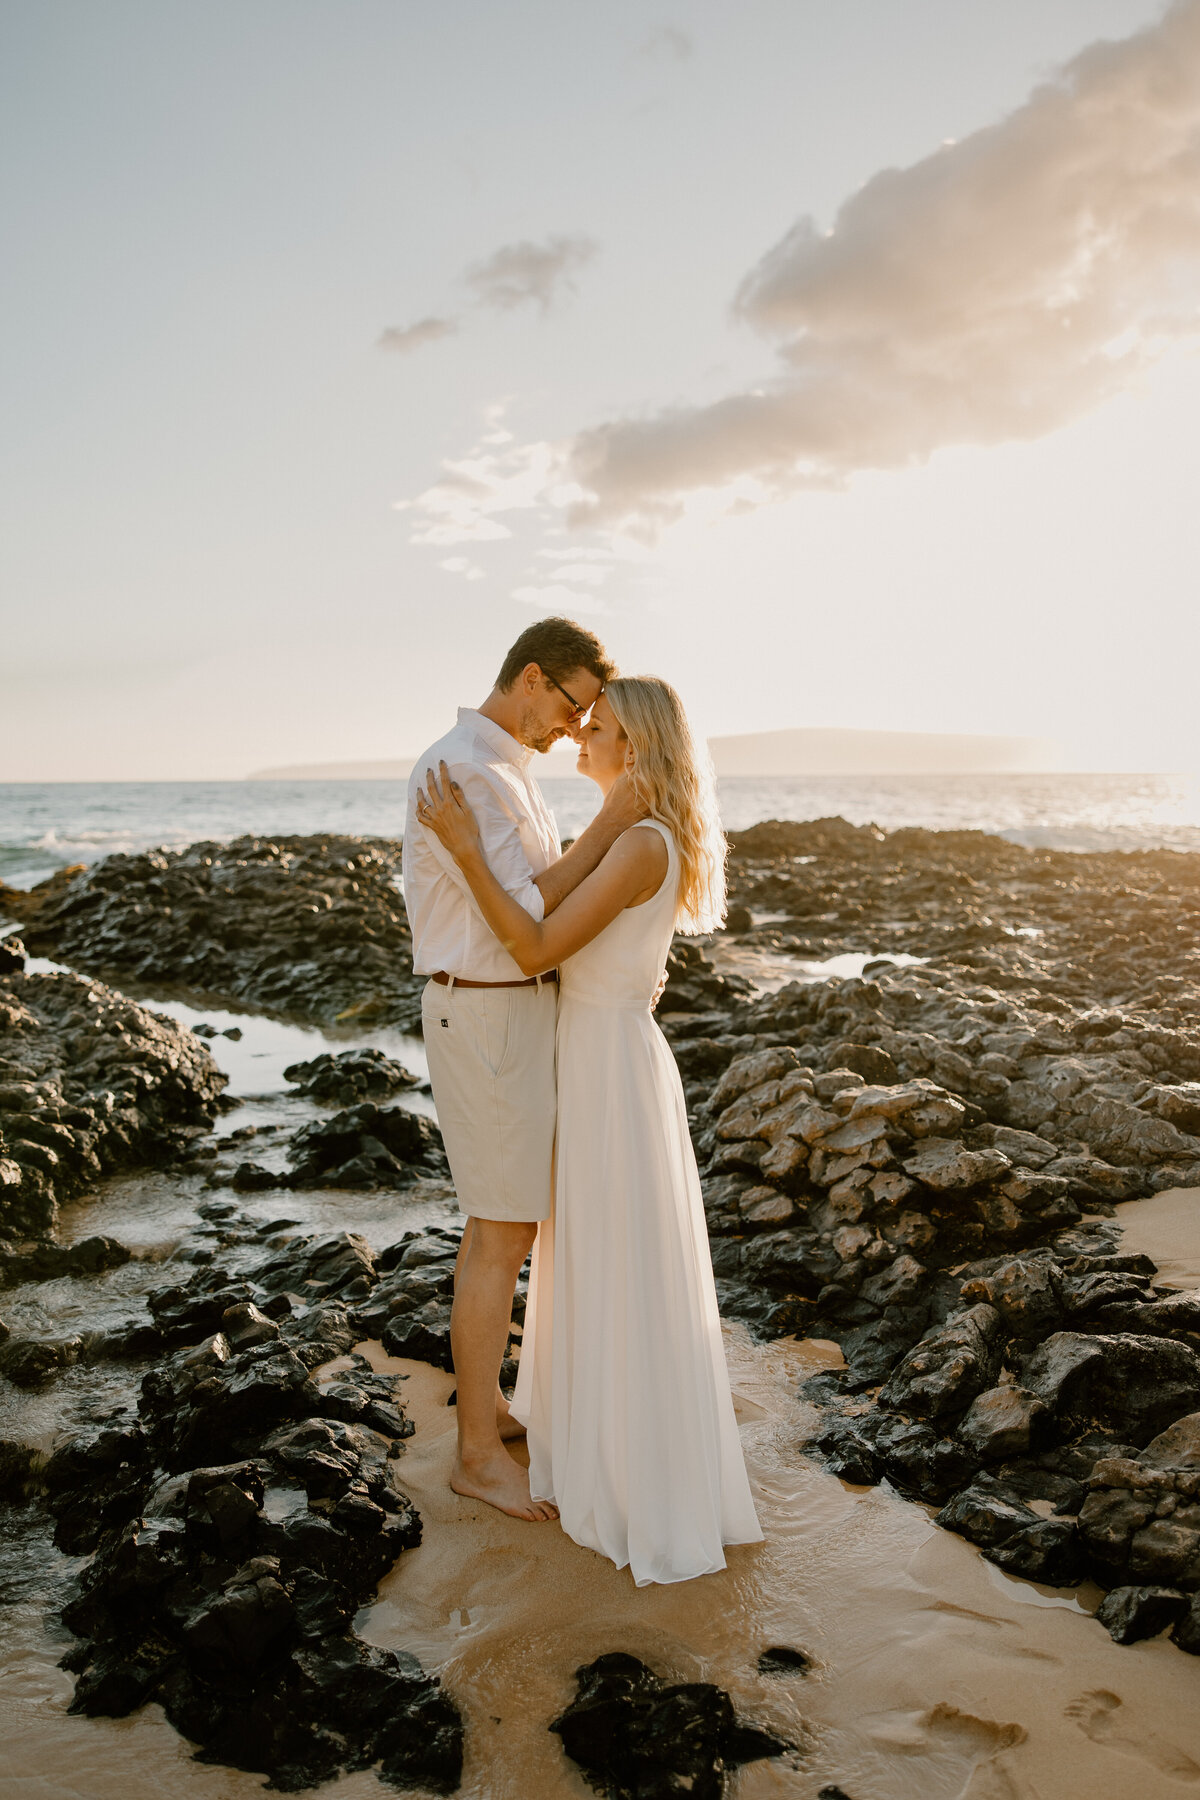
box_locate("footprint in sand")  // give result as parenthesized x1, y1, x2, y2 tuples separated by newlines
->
(1066, 1689, 1200, 1782)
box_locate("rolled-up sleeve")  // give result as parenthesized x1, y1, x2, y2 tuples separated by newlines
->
(424, 763, 546, 922)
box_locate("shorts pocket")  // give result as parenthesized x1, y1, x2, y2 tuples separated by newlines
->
(481, 990, 515, 1079)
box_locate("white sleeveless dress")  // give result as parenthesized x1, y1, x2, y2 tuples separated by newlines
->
(510, 821, 763, 1585)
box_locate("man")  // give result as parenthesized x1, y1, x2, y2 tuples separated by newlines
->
(403, 618, 643, 1521)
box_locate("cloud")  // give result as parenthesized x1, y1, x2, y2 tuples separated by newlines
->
(465, 234, 600, 313)
(565, 0, 1200, 530)
(377, 316, 458, 354)
(439, 556, 485, 580)
(396, 418, 580, 546)
(639, 25, 693, 64)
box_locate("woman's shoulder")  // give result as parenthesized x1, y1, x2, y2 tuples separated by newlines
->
(624, 819, 673, 856)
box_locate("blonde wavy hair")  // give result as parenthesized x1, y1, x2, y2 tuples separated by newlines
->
(604, 676, 727, 934)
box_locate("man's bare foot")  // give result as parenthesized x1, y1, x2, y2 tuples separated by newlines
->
(451, 1451, 558, 1522)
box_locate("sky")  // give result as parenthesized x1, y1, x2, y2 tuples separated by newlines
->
(3, 0, 1200, 781)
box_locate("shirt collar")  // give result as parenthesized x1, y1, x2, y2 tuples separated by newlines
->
(458, 707, 533, 769)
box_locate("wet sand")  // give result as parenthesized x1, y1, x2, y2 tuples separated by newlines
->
(1116, 1187, 1200, 1293)
(353, 1326, 1200, 1800)
(8, 1317, 1200, 1800)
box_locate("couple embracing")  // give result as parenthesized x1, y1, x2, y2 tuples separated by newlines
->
(403, 618, 761, 1587)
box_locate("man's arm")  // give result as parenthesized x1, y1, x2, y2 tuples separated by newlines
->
(534, 772, 648, 915)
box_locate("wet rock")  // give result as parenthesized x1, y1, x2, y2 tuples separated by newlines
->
(0, 1235, 131, 1287)
(1021, 1333, 1200, 1443)
(0, 969, 225, 1237)
(283, 1048, 420, 1107)
(1095, 1585, 1189, 1644)
(43, 1420, 153, 1553)
(936, 1480, 1041, 1549)
(902, 1138, 1011, 1192)
(14, 835, 426, 1032)
(230, 1161, 285, 1192)
(823, 1042, 899, 1085)
(756, 1646, 812, 1677)
(1154, 1085, 1200, 1136)
(0, 1334, 83, 1387)
(960, 1257, 1062, 1339)
(1141, 1413, 1200, 1469)
(139, 1334, 317, 1471)
(352, 1233, 460, 1371)
(49, 1274, 458, 1792)
(251, 1231, 379, 1304)
(0, 1438, 45, 1501)
(287, 1103, 446, 1189)
(1173, 1594, 1200, 1653)
(550, 1652, 789, 1800)
(881, 1305, 1003, 1422)
(660, 940, 755, 1016)
(1076, 1414, 1200, 1593)
(281, 1303, 360, 1371)
(814, 1408, 976, 1503)
(381, 1299, 455, 1372)
(0, 935, 26, 973)
(1092, 1290, 1200, 1346)
(671, 1037, 741, 1094)
(959, 1385, 1050, 1460)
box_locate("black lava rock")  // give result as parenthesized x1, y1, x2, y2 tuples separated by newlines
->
(550, 1652, 789, 1800)
(757, 1646, 812, 1677)
(287, 1103, 447, 1189)
(1095, 1585, 1190, 1644)
(283, 1048, 420, 1107)
(15, 834, 424, 1031)
(53, 1289, 458, 1793)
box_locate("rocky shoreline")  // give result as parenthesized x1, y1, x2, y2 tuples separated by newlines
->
(4, 816, 1200, 1792)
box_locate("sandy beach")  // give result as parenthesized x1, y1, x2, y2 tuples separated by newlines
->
(7, 1299, 1200, 1800)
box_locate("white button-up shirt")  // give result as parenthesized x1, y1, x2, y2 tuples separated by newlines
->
(403, 709, 562, 980)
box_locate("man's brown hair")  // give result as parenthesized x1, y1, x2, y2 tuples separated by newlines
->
(495, 617, 615, 693)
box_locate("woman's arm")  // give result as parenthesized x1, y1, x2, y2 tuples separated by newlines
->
(417, 762, 667, 974)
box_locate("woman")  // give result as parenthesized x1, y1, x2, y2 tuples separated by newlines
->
(417, 677, 761, 1584)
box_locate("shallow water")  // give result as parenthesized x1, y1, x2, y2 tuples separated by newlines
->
(6, 967, 1200, 1795)
(5, 770, 1200, 890)
(710, 942, 928, 996)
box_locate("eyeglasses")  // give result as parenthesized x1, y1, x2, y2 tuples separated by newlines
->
(543, 671, 589, 720)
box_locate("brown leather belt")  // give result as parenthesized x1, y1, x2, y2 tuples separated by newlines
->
(431, 970, 558, 989)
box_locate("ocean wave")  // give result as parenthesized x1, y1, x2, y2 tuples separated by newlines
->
(2, 775, 1200, 883)
(1000, 824, 1200, 854)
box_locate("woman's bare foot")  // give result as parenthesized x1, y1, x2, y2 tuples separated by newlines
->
(497, 1396, 527, 1441)
(450, 1450, 558, 1522)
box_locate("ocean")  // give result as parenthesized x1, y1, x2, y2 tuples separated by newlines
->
(2, 771, 1199, 892)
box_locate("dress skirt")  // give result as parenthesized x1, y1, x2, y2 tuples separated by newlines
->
(511, 991, 762, 1586)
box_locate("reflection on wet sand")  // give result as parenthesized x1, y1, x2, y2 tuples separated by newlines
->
(7, 1327, 1200, 1798)
(355, 1324, 1200, 1800)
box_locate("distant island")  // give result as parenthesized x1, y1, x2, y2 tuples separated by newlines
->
(249, 728, 1062, 782)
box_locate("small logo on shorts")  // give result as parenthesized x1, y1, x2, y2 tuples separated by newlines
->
(440, 1017, 449, 1028)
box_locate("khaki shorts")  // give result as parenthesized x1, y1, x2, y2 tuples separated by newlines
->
(421, 977, 557, 1222)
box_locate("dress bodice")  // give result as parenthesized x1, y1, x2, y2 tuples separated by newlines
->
(559, 821, 678, 1009)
